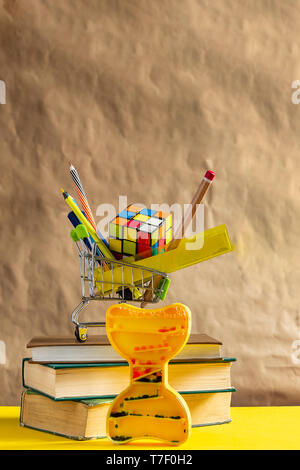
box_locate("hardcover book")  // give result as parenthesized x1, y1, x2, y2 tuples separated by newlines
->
(26, 333, 223, 363)
(20, 388, 235, 440)
(22, 357, 236, 400)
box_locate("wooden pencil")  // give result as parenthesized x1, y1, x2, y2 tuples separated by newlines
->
(140, 170, 215, 307)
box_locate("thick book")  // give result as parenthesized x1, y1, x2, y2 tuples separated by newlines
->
(20, 388, 235, 440)
(26, 334, 223, 363)
(22, 357, 236, 400)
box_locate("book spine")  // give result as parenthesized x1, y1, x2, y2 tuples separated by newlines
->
(19, 389, 27, 426)
(21, 358, 29, 388)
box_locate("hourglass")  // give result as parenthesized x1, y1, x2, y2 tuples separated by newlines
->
(105, 302, 192, 444)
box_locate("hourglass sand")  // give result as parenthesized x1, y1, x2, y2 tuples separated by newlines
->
(105, 303, 192, 445)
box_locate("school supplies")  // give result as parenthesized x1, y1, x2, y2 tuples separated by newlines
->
(68, 211, 108, 266)
(70, 237, 170, 341)
(95, 224, 232, 297)
(20, 388, 235, 440)
(21, 331, 235, 440)
(141, 170, 216, 306)
(69, 162, 97, 232)
(23, 350, 235, 401)
(109, 205, 172, 259)
(20, 161, 235, 446)
(61, 189, 114, 260)
(25, 333, 223, 364)
(63, 190, 119, 289)
(68, 211, 93, 252)
(105, 303, 192, 444)
(171, 170, 216, 250)
(61, 166, 232, 360)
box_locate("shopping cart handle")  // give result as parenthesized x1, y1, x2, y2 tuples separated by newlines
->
(70, 228, 80, 242)
(76, 224, 89, 240)
(70, 225, 90, 244)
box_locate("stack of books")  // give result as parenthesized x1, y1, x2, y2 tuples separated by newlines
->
(20, 334, 236, 440)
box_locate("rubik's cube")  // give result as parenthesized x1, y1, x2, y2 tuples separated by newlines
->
(109, 204, 172, 259)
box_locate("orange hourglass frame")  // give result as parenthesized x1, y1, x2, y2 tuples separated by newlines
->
(105, 302, 192, 445)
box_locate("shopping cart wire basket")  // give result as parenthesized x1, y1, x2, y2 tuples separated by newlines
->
(70, 224, 170, 341)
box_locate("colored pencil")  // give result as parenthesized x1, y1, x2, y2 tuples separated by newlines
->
(69, 163, 97, 232)
(171, 170, 215, 249)
(61, 189, 114, 260)
(62, 189, 141, 299)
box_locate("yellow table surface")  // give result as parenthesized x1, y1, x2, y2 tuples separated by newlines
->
(0, 406, 299, 450)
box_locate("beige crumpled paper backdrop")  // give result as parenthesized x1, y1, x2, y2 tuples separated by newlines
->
(0, 0, 300, 405)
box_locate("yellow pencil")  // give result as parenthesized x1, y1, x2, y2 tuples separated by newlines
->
(61, 188, 115, 260)
(61, 188, 141, 299)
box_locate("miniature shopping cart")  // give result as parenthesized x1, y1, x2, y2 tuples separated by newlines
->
(70, 224, 170, 342)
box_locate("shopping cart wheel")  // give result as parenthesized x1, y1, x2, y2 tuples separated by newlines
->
(75, 325, 88, 343)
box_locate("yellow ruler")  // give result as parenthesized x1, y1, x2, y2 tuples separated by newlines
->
(94, 224, 233, 295)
